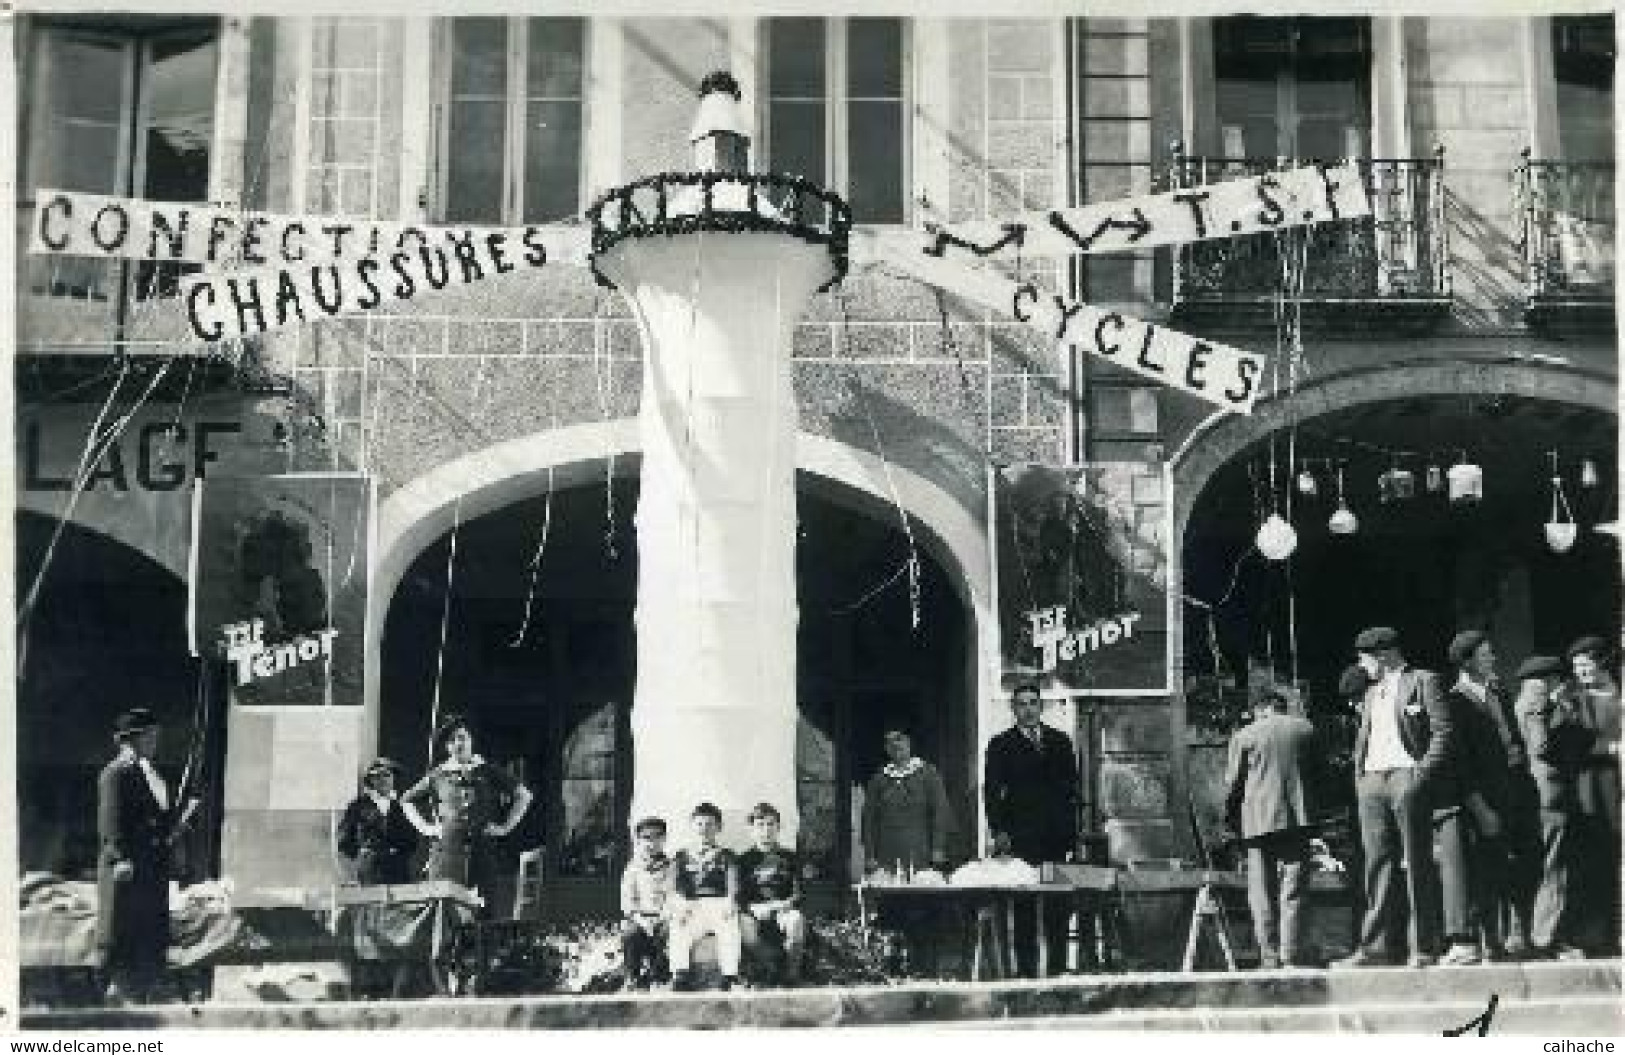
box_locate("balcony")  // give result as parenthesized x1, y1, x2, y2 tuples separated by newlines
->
(1517, 152, 1615, 333)
(1166, 149, 1452, 334)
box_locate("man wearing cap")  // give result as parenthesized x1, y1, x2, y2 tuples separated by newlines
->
(983, 681, 1081, 977)
(337, 758, 419, 886)
(1565, 636, 1620, 956)
(96, 709, 190, 1002)
(1444, 631, 1537, 960)
(1516, 654, 1595, 959)
(1333, 627, 1452, 969)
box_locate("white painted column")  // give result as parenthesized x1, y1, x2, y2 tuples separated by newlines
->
(599, 222, 832, 847)
(1522, 16, 1561, 160)
(1371, 17, 1411, 159)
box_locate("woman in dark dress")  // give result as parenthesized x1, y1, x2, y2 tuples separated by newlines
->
(337, 757, 419, 885)
(401, 717, 533, 905)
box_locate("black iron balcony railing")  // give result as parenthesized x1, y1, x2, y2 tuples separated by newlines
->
(1166, 147, 1451, 328)
(1516, 151, 1615, 327)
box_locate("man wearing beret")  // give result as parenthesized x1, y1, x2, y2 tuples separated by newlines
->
(1515, 654, 1593, 959)
(1439, 631, 1534, 963)
(1333, 627, 1452, 968)
(96, 709, 194, 1003)
(1565, 636, 1620, 956)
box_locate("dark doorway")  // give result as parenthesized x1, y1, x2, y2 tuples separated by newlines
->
(16, 511, 222, 881)
(379, 471, 974, 919)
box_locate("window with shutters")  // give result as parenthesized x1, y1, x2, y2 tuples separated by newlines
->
(1213, 16, 1371, 162)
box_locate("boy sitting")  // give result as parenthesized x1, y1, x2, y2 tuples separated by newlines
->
(668, 801, 743, 991)
(738, 801, 806, 987)
(619, 816, 672, 990)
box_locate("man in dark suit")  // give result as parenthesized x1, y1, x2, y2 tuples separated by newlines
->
(1224, 688, 1323, 969)
(96, 708, 191, 1003)
(1440, 630, 1533, 963)
(1332, 627, 1452, 969)
(337, 758, 419, 885)
(983, 680, 1080, 977)
(1515, 654, 1595, 959)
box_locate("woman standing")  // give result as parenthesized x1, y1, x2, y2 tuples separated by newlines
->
(337, 758, 419, 886)
(861, 726, 956, 875)
(401, 717, 533, 906)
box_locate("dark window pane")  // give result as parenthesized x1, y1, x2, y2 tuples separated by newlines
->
(847, 18, 902, 98)
(449, 18, 508, 97)
(445, 99, 506, 221)
(523, 100, 581, 222)
(51, 36, 130, 124)
(848, 100, 903, 222)
(768, 18, 825, 97)
(527, 17, 583, 97)
(768, 99, 825, 182)
(141, 34, 217, 202)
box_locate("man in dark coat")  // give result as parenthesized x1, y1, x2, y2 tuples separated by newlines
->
(337, 758, 419, 885)
(1440, 630, 1534, 962)
(96, 709, 188, 1003)
(1516, 654, 1595, 959)
(983, 680, 1080, 977)
(1224, 688, 1323, 969)
(1332, 627, 1452, 969)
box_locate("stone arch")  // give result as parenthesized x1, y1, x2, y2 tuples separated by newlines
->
(1159, 358, 1618, 854)
(367, 420, 997, 762)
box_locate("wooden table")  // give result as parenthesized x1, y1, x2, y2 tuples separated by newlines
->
(853, 882, 1090, 979)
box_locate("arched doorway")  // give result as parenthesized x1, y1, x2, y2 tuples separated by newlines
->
(1179, 392, 1618, 824)
(15, 512, 223, 880)
(378, 473, 974, 919)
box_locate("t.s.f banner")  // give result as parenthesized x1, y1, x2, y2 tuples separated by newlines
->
(189, 473, 372, 706)
(995, 464, 1168, 693)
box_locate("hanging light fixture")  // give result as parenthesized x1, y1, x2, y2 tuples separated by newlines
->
(1329, 465, 1359, 535)
(1426, 457, 1445, 494)
(1581, 458, 1600, 489)
(1256, 512, 1298, 561)
(1447, 451, 1484, 504)
(1546, 452, 1578, 554)
(1297, 465, 1318, 497)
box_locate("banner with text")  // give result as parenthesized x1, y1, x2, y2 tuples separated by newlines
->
(995, 464, 1168, 693)
(920, 162, 1371, 261)
(190, 473, 371, 706)
(859, 230, 1266, 413)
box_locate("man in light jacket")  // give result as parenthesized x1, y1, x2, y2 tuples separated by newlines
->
(1224, 688, 1324, 969)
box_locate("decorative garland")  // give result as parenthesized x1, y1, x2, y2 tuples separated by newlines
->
(585, 171, 853, 292)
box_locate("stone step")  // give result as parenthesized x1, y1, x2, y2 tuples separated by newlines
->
(957, 996, 1623, 1034)
(24, 961, 1621, 1031)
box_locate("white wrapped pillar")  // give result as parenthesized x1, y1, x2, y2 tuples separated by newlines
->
(591, 74, 844, 847)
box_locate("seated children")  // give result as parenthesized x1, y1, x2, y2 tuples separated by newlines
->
(668, 801, 743, 991)
(738, 801, 807, 986)
(619, 816, 672, 990)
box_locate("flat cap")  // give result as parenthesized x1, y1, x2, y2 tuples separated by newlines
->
(1566, 635, 1611, 663)
(364, 757, 402, 777)
(1448, 630, 1489, 667)
(1515, 655, 1564, 681)
(1337, 664, 1373, 699)
(113, 708, 159, 736)
(1353, 626, 1400, 653)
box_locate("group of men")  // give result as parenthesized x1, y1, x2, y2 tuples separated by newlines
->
(1226, 626, 1621, 969)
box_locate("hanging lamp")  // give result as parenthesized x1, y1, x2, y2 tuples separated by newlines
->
(1581, 458, 1600, 489)
(1329, 465, 1359, 535)
(1425, 457, 1445, 494)
(1256, 512, 1298, 561)
(1447, 452, 1484, 504)
(1296, 465, 1318, 497)
(1546, 452, 1578, 554)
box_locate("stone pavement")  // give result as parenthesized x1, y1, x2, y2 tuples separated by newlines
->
(24, 959, 1620, 1033)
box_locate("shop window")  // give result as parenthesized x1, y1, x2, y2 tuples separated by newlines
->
(1553, 15, 1614, 162)
(439, 17, 585, 225)
(1213, 16, 1370, 160)
(23, 20, 217, 301)
(763, 17, 908, 224)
